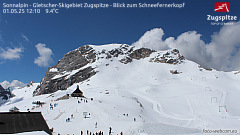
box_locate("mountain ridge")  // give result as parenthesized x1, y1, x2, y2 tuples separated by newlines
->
(34, 44, 187, 96)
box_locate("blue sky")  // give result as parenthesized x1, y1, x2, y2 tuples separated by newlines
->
(0, 0, 240, 83)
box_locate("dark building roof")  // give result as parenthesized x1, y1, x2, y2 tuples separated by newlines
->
(0, 112, 52, 135)
(71, 85, 84, 97)
(72, 85, 83, 94)
(72, 88, 83, 94)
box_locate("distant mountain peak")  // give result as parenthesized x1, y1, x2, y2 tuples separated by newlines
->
(0, 80, 26, 89)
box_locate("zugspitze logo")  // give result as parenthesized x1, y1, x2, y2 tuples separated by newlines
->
(215, 2, 230, 12)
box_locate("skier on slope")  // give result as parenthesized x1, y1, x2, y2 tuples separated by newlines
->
(95, 122, 97, 128)
(109, 127, 112, 135)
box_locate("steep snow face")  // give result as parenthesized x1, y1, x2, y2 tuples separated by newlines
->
(1, 44, 240, 135)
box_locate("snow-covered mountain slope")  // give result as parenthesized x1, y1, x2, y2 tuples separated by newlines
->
(0, 81, 29, 106)
(1, 44, 240, 135)
(33, 44, 183, 96)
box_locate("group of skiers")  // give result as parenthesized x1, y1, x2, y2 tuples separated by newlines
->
(80, 130, 103, 135)
(49, 103, 58, 110)
(80, 127, 123, 135)
(78, 98, 89, 104)
(66, 114, 74, 122)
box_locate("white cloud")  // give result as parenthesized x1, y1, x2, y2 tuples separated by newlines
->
(21, 33, 29, 42)
(206, 22, 240, 70)
(132, 28, 170, 50)
(167, 31, 211, 69)
(133, 21, 240, 71)
(34, 43, 53, 67)
(171, 22, 240, 71)
(0, 47, 23, 60)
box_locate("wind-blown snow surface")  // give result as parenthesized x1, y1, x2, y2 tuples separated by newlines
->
(1, 44, 240, 135)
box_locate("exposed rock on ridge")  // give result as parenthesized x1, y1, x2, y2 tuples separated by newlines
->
(0, 85, 11, 102)
(33, 45, 97, 96)
(34, 44, 184, 96)
(149, 49, 184, 64)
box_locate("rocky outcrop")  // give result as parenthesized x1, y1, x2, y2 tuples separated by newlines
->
(149, 49, 184, 65)
(119, 48, 155, 64)
(198, 65, 213, 71)
(0, 85, 11, 101)
(234, 71, 240, 74)
(129, 48, 155, 60)
(116, 46, 154, 64)
(27, 81, 34, 87)
(0, 85, 4, 91)
(119, 57, 132, 64)
(97, 44, 134, 60)
(95, 44, 155, 64)
(33, 45, 97, 96)
(170, 70, 181, 74)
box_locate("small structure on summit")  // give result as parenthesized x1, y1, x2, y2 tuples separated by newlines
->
(71, 85, 84, 97)
(9, 106, 20, 112)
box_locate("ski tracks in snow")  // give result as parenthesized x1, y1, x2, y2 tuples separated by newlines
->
(128, 90, 190, 122)
(183, 96, 195, 127)
(53, 112, 64, 120)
